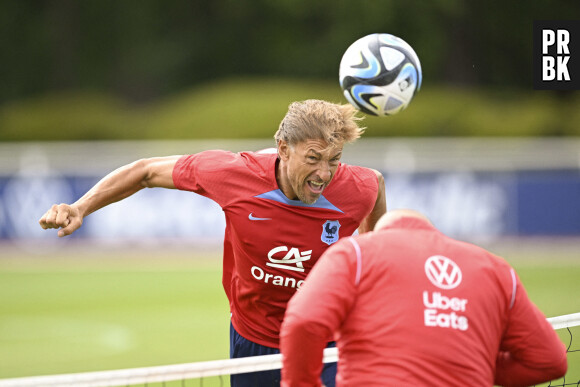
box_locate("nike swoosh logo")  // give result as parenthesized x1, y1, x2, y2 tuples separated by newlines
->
(249, 213, 272, 221)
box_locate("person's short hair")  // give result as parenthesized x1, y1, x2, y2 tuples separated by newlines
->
(274, 99, 365, 147)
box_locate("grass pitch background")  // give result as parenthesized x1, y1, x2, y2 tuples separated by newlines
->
(0, 243, 578, 384)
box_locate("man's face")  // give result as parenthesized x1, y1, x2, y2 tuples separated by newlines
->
(278, 139, 343, 204)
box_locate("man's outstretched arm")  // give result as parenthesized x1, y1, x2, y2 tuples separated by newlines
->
(39, 156, 181, 237)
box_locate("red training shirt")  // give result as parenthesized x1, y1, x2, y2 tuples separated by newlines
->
(281, 215, 567, 386)
(173, 150, 378, 347)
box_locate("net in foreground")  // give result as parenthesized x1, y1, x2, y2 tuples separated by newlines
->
(0, 313, 577, 387)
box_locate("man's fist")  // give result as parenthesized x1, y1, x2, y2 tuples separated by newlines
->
(39, 203, 83, 237)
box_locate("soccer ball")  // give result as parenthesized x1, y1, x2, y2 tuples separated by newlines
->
(339, 33, 422, 116)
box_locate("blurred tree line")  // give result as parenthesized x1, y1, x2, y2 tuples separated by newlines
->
(0, 0, 579, 140)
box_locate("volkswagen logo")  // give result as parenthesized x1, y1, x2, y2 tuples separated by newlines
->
(424, 255, 462, 290)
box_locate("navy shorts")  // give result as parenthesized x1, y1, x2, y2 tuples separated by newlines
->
(230, 322, 336, 387)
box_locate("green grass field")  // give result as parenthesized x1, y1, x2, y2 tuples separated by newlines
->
(0, 243, 578, 385)
(0, 249, 231, 380)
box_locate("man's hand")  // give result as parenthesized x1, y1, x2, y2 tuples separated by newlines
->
(39, 203, 83, 237)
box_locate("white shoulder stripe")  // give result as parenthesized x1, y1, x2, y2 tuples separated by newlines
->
(509, 268, 517, 309)
(348, 238, 362, 286)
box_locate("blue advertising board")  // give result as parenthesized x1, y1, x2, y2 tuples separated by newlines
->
(1, 168, 578, 246)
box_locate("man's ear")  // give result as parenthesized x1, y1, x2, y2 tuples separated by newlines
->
(277, 140, 290, 161)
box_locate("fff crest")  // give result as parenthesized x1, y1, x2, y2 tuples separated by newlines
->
(321, 220, 341, 245)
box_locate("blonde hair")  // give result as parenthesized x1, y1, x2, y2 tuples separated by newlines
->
(274, 99, 365, 147)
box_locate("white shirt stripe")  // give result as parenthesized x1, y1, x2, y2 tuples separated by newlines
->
(509, 268, 517, 309)
(348, 238, 363, 286)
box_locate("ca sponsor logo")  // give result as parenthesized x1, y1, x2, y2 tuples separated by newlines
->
(249, 246, 312, 290)
(266, 246, 312, 272)
(424, 255, 462, 290)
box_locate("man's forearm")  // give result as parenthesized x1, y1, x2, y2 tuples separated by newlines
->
(73, 159, 151, 218)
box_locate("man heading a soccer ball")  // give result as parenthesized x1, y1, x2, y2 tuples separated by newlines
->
(39, 99, 386, 387)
